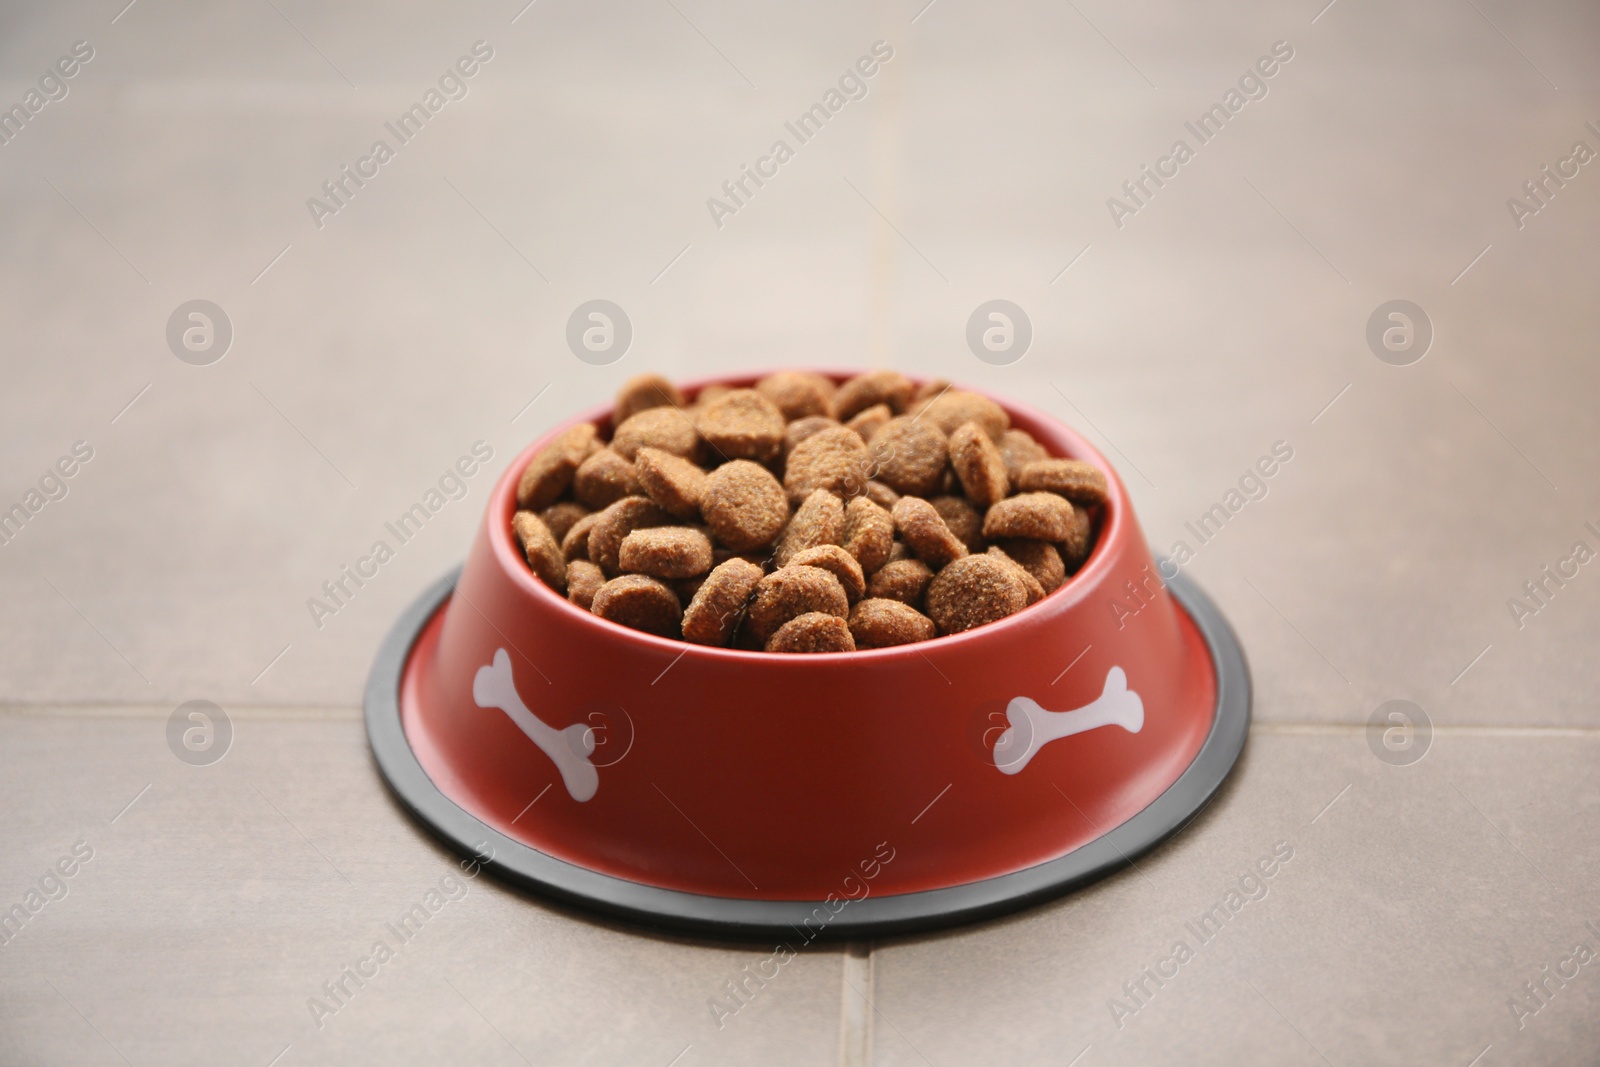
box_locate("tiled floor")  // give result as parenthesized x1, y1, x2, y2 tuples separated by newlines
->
(2, 0, 1596, 1063)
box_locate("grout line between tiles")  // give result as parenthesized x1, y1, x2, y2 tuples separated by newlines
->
(838, 942, 874, 1067)
(5, 706, 1600, 736)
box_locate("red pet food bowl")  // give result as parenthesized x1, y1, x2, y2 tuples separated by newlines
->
(365, 373, 1249, 939)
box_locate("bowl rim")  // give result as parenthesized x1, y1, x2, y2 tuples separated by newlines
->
(493, 369, 1132, 663)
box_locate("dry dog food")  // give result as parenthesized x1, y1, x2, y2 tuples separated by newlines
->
(766, 612, 856, 653)
(510, 372, 1107, 650)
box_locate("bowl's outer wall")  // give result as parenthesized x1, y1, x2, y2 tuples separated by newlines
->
(401, 375, 1215, 900)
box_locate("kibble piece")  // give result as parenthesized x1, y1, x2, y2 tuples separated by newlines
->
(633, 447, 708, 520)
(756, 371, 833, 420)
(619, 527, 714, 579)
(516, 423, 598, 509)
(892, 496, 968, 568)
(561, 512, 600, 562)
(849, 598, 937, 648)
(590, 575, 682, 637)
(928, 496, 983, 554)
(784, 426, 873, 503)
(783, 415, 841, 457)
(914, 378, 952, 405)
(692, 383, 732, 408)
(912, 389, 1009, 441)
(841, 496, 895, 574)
(614, 374, 684, 424)
(539, 501, 591, 543)
(1017, 459, 1110, 506)
(982, 492, 1079, 542)
(864, 481, 900, 510)
(788, 544, 866, 602)
(512, 511, 567, 591)
(747, 565, 849, 641)
(866, 558, 934, 608)
(993, 538, 1066, 593)
(987, 546, 1046, 605)
(948, 421, 1010, 506)
(702, 460, 790, 551)
(1059, 504, 1093, 568)
(765, 612, 856, 653)
(695, 389, 786, 462)
(998, 429, 1049, 484)
(669, 574, 708, 607)
(588, 497, 673, 573)
(775, 489, 844, 567)
(682, 558, 765, 646)
(845, 403, 892, 443)
(870, 417, 949, 497)
(611, 407, 698, 461)
(573, 448, 641, 509)
(832, 370, 915, 420)
(566, 560, 605, 609)
(886, 540, 914, 564)
(925, 555, 1029, 635)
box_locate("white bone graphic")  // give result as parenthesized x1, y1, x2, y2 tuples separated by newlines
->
(472, 648, 598, 802)
(992, 666, 1144, 775)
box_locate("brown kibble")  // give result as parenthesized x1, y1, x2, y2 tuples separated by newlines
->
(783, 415, 842, 457)
(925, 554, 1028, 635)
(982, 492, 1079, 542)
(611, 407, 698, 461)
(614, 374, 684, 425)
(561, 512, 600, 561)
(948, 421, 1010, 506)
(669, 574, 708, 606)
(864, 481, 900, 510)
(516, 423, 598, 509)
(993, 538, 1066, 593)
(566, 560, 605, 609)
(998, 429, 1049, 483)
(775, 489, 844, 567)
(682, 558, 765, 646)
(588, 497, 672, 573)
(634, 447, 708, 520)
(845, 403, 892, 443)
(1017, 459, 1110, 506)
(695, 389, 786, 462)
(690, 383, 733, 411)
(573, 448, 641, 509)
(590, 575, 682, 637)
(765, 612, 856, 653)
(788, 544, 866, 602)
(891, 496, 968, 568)
(747, 565, 849, 641)
(870, 416, 949, 497)
(1059, 504, 1093, 568)
(913, 378, 952, 404)
(986, 546, 1046, 605)
(619, 527, 714, 579)
(702, 460, 790, 551)
(841, 496, 895, 573)
(512, 510, 567, 591)
(849, 598, 936, 648)
(832, 370, 915, 420)
(784, 426, 872, 503)
(930, 496, 985, 553)
(539, 501, 591, 543)
(912, 389, 1008, 441)
(866, 558, 933, 608)
(756, 371, 833, 420)
(886, 540, 914, 564)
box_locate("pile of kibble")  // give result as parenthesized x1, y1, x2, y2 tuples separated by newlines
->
(510, 371, 1107, 653)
